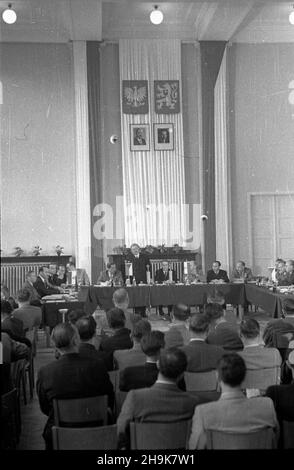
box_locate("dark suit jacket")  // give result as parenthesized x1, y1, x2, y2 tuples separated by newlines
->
(78, 342, 110, 370)
(207, 322, 243, 351)
(2, 317, 25, 338)
(182, 340, 225, 372)
(37, 353, 114, 445)
(266, 382, 294, 422)
(206, 269, 229, 283)
(119, 362, 158, 392)
(117, 382, 202, 448)
(155, 268, 177, 283)
(22, 281, 41, 305)
(33, 276, 60, 298)
(126, 254, 150, 284)
(100, 328, 133, 370)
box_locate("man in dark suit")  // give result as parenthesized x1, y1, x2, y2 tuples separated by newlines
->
(126, 243, 150, 316)
(266, 350, 294, 444)
(37, 323, 114, 450)
(1, 300, 25, 338)
(133, 127, 146, 145)
(76, 315, 110, 368)
(34, 267, 61, 298)
(119, 331, 165, 391)
(155, 261, 177, 316)
(117, 348, 202, 449)
(206, 261, 230, 284)
(99, 308, 133, 370)
(205, 304, 243, 351)
(13, 289, 42, 331)
(22, 271, 42, 306)
(182, 314, 224, 371)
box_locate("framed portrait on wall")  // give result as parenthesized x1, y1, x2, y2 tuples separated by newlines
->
(154, 123, 174, 151)
(130, 124, 150, 151)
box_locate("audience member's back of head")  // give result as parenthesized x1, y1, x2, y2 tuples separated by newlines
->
(204, 303, 224, 323)
(189, 314, 210, 335)
(16, 289, 31, 304)
(158, 348, 187, 380)
(141, 330, 165, 357)
(132, 319, 151, 342)
(107, 307, 126, 329)
(217, 353, 246, 387)
(172, 303, 191, 321)
(1, 299, 13, 316)
(67, 309, 85, 325)
(206, 290, 225, 306)
(113, 288, 129, 309)
(51, 323, 79, 351)
(76, 316, 97, 341)
(240, 318, 260, 339)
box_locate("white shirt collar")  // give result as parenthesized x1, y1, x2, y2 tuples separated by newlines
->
(189, 338, 205, 342)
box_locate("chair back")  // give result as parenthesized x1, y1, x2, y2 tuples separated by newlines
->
(53, 395, 108, 427)
(184, 370, 218, 392)
(130, 420, 191, 450)
(283, 420, 294, 449)
(241, 367, 280, 391)
(206, 427, 276, 449)
(52, 425, 117, 450)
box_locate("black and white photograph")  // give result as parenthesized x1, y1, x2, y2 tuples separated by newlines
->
(1, 0, 294, 458)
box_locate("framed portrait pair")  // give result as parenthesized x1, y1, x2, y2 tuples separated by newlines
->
(130, 123, 174, 151)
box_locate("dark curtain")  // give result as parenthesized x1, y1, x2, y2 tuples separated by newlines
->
(87, 41, 104, 282)
(199, 41, 227, 271)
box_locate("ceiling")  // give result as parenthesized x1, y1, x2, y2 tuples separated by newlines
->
(0, 0, 293, 43)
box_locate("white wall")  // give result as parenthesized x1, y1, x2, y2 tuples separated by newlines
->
(229, 43, 294, 267)
(1, 43, 76, 256)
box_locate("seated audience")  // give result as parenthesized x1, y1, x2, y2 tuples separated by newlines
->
(276, 260, 288, 286)
(238, 318, 281, 370)
(13, 289, 42, 331)
(67, 308, 85, 325)
(76, 315, 109, 366)
(271, 258, 285, 283)
(37, 322, 114, 450)
(266, 350, 294, 426)
(34, 267, 61, 298)
(164, 303, 191, 348)
(1, 332, 29, 395)
(99, 308, 132, 370)
(119, 331, 164, 392)
(1, 299, 24, 338)
(263, 298, 294, 349)
(1, 285, 18, 309)
(182, 314, 224, 372)
(67, 261, 90, 286)
(112, 288, 134, 332)
(22, 271, 42, 305)
(189, 353, 279, 449)
(232, 261, 253, 281)
(97, 262, 123, 285)
(284, 260, 294, 286)
(155, 261, 177, 316)
(206, 261, 229, 284)
(205, 304, 243, 351)
(117, 348, 202, 449)
(114, 319, 151, 370)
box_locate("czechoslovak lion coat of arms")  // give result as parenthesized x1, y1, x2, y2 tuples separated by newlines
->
(154, 80, 180, 114)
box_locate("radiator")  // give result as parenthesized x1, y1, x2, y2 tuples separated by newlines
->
(1, 262, 45, 297)
(150, 260, 183, 282)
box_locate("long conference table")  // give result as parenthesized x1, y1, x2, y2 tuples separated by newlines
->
(42, 284, 294, 328)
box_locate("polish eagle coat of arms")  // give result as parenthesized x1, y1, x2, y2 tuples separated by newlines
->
(122, 80, 149, 114)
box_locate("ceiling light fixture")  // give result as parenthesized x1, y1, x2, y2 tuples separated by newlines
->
(2, 3, 17, 24)
(289, 6, 294, 25)
(150, 5, 163, 25)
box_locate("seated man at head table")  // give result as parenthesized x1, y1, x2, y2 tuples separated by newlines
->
(188, 353, 279, 449)
(271, 258, 285, 283)
(278, 259, 294, 286)
(154, 261, 177, 316)
(275, 260, 288, 286)
(232, 260, 253, 281)
(34, 266, 64, 298)
(97, 262, 123, 286)
(66, 261, 90, 286)
(206, 261, 229, 284)
(54, 265, 67, 287)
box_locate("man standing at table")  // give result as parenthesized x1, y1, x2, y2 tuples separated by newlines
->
(126, 243, 150, 317)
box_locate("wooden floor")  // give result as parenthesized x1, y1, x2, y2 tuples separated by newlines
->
(17, 307, 271, 450)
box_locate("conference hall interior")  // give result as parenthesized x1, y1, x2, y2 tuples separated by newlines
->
(1, 0, 294, 452)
